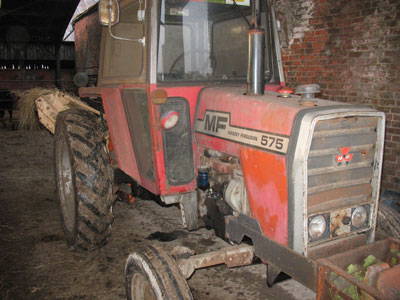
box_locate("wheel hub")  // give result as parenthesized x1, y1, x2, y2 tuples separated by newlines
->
(57, 137, 76, 232)
(131, 273, 156, 300)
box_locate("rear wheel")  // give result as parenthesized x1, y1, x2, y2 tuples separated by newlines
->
(54, 109, 114, 250)
(126, 246, 193, 300)
(377, 202, 400, 238)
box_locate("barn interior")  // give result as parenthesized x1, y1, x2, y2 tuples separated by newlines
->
(0, 0, 399, 299)
(0, 0, 79, 91)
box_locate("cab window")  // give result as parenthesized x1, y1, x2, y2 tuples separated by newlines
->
(102, 0, 145, 78)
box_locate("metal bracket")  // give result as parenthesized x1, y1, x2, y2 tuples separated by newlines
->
(172, 244, 255, 279)
(266, 263, 281, 287)
(226, 214, 318, 291)
(179, 191, 198, 231)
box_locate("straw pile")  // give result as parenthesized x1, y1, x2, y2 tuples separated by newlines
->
(12, 88, 58, 131)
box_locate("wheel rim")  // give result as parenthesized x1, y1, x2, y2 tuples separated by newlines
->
(57, 135, 76, 232)
(131, 273, 157, 300)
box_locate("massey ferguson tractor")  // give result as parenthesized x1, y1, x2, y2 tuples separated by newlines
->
(51, 0, 400, 298)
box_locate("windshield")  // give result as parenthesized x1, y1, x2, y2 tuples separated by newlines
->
(157, 0, 271, 82)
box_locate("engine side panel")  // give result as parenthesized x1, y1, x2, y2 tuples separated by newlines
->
(240, 147, 288, 245)
(195, 86, 305, 245)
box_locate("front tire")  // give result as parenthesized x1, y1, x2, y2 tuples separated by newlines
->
(54, 109, 114, 251)
(126, 246, 193, 300)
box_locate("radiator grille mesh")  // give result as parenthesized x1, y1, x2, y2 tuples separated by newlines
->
(307, 116, 378, 215)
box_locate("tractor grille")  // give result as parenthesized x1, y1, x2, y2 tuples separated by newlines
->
(307, 116, 379, 216)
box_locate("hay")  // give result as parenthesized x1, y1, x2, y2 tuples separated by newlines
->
(12, 88, 58, 131)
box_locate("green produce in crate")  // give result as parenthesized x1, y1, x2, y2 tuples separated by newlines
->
(391, 257, 396, 267)
(363, 255, 377, 270)
(344, 284, 360, 300)
(389, 248, 400, 267)
(330, 255, 383, 300)
(346, 264, 365, 282)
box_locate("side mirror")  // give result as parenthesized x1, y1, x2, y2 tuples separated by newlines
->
(99, 0, 120, 26)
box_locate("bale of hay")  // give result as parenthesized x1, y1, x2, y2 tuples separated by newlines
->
(12, 88, 58, 131)
(12, 88, 100, 136)
(35, 91, 99, 134)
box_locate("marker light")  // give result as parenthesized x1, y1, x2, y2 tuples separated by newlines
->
(308, 215, 326, 240)
(351, 206, 368, 229)
(278, 86, 294, 95)
(161, 111, 179, 130)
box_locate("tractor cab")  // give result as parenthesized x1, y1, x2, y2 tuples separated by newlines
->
(91, 0, 283, 200)
(97, 0, 281, 85)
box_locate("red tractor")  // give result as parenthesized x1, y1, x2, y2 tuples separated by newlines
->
(54, 0, 400, 299)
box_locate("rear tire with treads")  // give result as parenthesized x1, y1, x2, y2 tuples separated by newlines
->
(125, 245, 193, 300)
(377, 202, 400, 239)
(54, 108, 114, 251)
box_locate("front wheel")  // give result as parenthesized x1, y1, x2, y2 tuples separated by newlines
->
(125, 246, 193, 300)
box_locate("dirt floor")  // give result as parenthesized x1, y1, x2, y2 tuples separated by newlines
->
(0, 124, 315, 300)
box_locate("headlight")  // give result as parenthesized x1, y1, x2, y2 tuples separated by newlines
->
(161, 111, 179, 130)
(308, 215, 326, 240)
(351, 206, 367, 228)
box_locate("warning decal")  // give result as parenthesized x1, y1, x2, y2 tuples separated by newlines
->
(196, 111, 289, 154)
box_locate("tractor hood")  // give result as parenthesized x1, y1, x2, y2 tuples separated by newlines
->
(194, 86, 344, 157)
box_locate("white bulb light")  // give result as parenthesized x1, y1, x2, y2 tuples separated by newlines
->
(351, 206, 367, 229)
(161, 111, 179, 130)
(308, 215, 326, 240)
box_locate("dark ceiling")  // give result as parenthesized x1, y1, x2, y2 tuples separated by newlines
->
(0, 0, 80, 44)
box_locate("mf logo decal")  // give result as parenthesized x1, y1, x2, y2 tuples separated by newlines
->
(336, 147, 354, 164)
(196, 110, 289, 154)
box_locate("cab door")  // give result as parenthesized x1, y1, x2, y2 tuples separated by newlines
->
(98, 0, 157, 193)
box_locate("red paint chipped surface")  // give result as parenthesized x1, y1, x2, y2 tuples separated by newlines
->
(240, 147, 288, 246)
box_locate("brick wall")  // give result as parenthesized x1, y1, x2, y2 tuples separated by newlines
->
(274, 0, 400, 192)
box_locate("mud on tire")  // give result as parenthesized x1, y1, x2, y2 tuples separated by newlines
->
(126, 245, 193, 300)
(377, 202, 400, 239)
(54, 108, 114, 251)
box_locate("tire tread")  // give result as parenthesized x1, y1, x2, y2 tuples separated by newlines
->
(55, 108, 114, 251)
(126, 246, 193, 300)
(377, 202, 400, 238)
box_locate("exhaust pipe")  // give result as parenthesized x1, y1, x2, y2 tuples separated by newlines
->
(247, 0, 265, 95)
